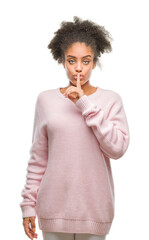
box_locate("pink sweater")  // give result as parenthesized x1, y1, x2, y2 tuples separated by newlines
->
(20, 86, 130, 235)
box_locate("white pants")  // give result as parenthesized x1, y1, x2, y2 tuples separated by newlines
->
(42, 231, 107, 240)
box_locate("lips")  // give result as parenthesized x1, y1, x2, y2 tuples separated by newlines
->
(74, 75, 84, 79)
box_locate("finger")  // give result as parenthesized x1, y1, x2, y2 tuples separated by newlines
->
(23, 218, 37, 240)
(29, 228, 38, 238)
(63, 86, 73, 96)
(64, 89, 78, 98)
(68, 92, 78, 99)
(24, 223, 34, 240)
(29, 218, 37, 238)
(77, 73, 81, 89)
(30, 217, 36, 232)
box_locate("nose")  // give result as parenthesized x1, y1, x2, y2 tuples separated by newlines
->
(75, 61, 82, 73)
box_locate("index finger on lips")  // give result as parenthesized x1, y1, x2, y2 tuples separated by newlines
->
(77, 73, 81, 89)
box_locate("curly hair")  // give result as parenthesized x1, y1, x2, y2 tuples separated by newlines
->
(47, 16, 113, 68)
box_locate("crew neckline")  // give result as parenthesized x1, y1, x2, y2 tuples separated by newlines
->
(57, 86, 100, 100)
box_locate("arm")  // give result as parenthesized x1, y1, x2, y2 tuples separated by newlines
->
(20, 94, 48, 218)
(76, 94, 130, 160)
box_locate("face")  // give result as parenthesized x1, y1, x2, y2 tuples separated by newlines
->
(62, 42, 96, 87)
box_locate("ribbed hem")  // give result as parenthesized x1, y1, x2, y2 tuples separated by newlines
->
(38, 218, 112, 235)
(75, 95, 96, 112)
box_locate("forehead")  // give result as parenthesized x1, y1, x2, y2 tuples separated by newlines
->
(65, 42, 94, 57)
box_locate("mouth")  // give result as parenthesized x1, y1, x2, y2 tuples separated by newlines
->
(74, 75, 84, 79)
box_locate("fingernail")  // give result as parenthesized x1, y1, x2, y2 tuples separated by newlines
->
(33, 229, 36, 232)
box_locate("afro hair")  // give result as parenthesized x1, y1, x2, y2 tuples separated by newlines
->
(47, 16, 113, 68)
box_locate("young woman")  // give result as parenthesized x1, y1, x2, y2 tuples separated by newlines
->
(20, 16, 130, 240)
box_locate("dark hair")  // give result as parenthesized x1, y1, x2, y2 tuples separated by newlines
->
(47, 16, 113, 68)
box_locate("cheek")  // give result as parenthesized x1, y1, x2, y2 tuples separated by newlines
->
(65, 64, 72, 74)
(85, 66, 93, 76)
(64, 64, 74, 82)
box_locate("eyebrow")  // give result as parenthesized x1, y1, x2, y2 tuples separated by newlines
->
(66, 55, 92, 58)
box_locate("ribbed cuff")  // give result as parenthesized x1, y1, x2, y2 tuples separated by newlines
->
(21, 205, 36, 218)
(75, 95, 96, 112)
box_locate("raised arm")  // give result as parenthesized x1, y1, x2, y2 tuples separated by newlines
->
(76, 94, 130, 160)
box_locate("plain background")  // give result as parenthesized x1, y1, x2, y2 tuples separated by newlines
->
(0, 0, 148, 239)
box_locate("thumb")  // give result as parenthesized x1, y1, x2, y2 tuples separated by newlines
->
(30, 217, 36, 232)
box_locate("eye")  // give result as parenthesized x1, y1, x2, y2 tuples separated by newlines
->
(68, 60, 75, 64)
(83, 60, 90, 64)
(68, 60, 90, 64)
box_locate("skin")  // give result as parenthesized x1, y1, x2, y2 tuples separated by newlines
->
(62, 42, 97, 103)
(23, 216, 37, 239)
(22, 42, 97, 240)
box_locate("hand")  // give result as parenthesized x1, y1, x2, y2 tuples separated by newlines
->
(23, 216, 38, 239)
(63, 73, 85, 103)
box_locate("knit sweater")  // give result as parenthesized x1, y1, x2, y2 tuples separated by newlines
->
(20, 86, 130, 236)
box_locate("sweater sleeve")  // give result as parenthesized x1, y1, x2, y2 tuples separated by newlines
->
(20, 94, 48, 218)
(75, 94, 130, 160)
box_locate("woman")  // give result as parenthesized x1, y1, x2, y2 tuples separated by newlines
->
(20, 16, 130, 240)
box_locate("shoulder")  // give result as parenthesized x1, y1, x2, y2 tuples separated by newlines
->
(99, 87, 123, 106)
(36, 88, 56, 103)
